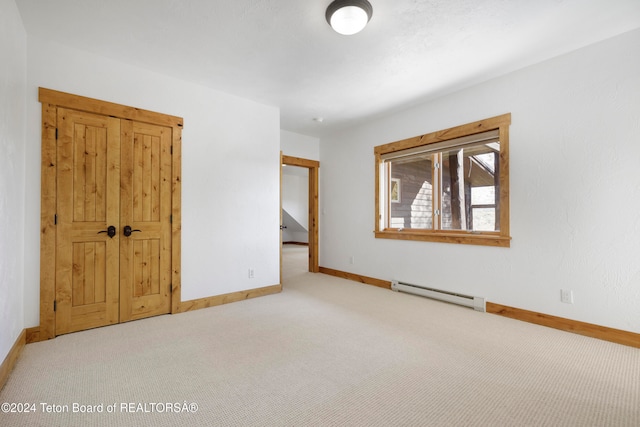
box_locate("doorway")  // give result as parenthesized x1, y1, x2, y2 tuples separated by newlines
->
(39, 88, 183, 339)
(280, 155, 319, 282)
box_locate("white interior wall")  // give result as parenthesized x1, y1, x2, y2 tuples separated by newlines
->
(320, 29, 640, 334)
(0, 0, 26, 361)
(282, 169, 309, 243)
(23, 37, 281, 326)
(281, 130, 320, 161)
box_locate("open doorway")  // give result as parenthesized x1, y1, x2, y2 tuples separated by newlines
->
(280, 155, 319, 283)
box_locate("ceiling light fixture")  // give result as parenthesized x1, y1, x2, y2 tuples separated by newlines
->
(326, 0, 373, 36)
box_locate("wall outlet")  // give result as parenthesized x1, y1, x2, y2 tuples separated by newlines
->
(560, 289, 574, 304)
(248, 268, 254, 279)
(349, 256, 354, 265)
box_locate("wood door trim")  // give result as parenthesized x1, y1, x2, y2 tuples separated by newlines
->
(40, 101, 57, 340)
(282, 155, 319, 169)
(39, 88, 183, 128)
(170, 119, 183, 314)
(281, 155, 320, 273)
(38, 87, 183, 340)
(279, 151, 283, 283)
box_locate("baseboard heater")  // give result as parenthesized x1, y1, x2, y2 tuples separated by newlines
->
(391, 280, 486, 312)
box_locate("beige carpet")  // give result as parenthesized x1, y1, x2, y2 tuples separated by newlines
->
(1, 245, 639, 426)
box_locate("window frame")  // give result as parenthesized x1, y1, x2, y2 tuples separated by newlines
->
(374, 113, 512, 248)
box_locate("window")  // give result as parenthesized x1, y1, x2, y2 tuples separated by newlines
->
(374, 114, 511, 247)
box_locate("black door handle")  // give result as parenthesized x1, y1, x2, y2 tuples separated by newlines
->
(123, 225, 142, 237)
(98, 225, 117, 238)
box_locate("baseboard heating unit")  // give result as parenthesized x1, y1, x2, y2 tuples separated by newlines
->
(391, 280, 486, 312)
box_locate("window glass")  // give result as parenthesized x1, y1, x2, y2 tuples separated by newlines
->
(440, 142, 500, 231)
(389, 157, 433, 230)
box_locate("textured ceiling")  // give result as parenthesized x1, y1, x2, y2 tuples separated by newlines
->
(15, 0, 640, 137)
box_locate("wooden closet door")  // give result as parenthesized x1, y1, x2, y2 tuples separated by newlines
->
(55, 108, 121, 334)
(119, 120, 173, 322)
(40, 87, 183, 339)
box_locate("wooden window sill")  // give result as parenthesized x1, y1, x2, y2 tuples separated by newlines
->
(374, 230, 511, 248)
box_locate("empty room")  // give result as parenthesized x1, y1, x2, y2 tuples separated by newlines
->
(1, 0, 639, 425)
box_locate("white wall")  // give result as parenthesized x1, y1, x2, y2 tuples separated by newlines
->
(24, 37, 281, 325)
(320, 29, 640, 334)
(0, 0, 26, 360)
(281, 130, 320, 161)
(282, 168, 309, 243)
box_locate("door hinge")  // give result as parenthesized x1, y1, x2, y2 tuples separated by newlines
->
(170, 145, 173, 155)
(170, 214, 173, 223)
(170, 284, 173, 292)
(55, 128, 58, 140)
(54, 214, 58, 225)
(53, 300, 57, 312)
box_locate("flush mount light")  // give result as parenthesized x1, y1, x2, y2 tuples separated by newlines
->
(326, 0, 373, 35)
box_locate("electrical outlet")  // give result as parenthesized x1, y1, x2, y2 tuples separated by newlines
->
(560, 289, 573, 304)
(248, 268, 254, 279)
(349, 256, 354, 265)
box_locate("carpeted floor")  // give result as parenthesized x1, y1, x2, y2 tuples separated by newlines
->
(1, 245, 639, 426)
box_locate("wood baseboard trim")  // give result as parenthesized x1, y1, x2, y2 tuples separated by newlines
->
(283, 242, 309, 246)
(26, 327, 41, 344)
(0, 329, 27, 391)
(487, 302, 640, 349)
(319, 266, 392, 290)
(317, 267, 638, 349)
(177, 284, 282, 313)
